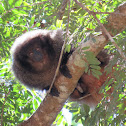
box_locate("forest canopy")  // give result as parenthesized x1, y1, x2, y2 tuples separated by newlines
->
(0, 0, 126, 126)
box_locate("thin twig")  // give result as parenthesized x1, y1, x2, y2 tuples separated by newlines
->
(91, 11, 126, 16)
(78, 93, 91, 100)
(111, 41, 126, 61)
(66, 0, 70, 38)
(58, 0, 69, 20)
(48, 40, 66, 93)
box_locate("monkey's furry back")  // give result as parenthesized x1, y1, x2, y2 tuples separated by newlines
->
(11, 29, 64, 90)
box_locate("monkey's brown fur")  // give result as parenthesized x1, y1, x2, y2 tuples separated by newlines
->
(11, 29, 64, 90)
(11, 29, 112, 108)
(69, 50, 112, 108)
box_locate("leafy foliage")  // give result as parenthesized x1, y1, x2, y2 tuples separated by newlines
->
(0, 0, 125, 126)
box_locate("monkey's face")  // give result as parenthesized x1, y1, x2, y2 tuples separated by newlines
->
(28, 44, 43, 62)
(25, 41, 47, 72)
(15, 36, 56, 73)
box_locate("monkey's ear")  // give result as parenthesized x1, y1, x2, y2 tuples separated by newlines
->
(50, 29, 63, 43)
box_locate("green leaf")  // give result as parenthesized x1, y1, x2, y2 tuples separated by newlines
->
(90, 65, 101, 70)
(0, 5, 4, 14)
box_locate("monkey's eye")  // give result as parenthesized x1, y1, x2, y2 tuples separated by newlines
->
(36, 48, 41, 51)
(29, 48, 43, 62)
(29, 48, 41, 56)
(29, 52, 33, 56)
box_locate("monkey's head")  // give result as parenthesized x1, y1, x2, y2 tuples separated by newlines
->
(11, 29, 63, 89)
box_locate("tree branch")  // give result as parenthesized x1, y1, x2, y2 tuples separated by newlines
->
(57, 0, 69, 20)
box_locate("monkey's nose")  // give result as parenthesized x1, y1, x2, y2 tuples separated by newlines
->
(33, 50, 43, 62)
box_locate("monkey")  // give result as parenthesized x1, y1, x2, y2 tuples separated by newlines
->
(11, 29, 112, 108)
